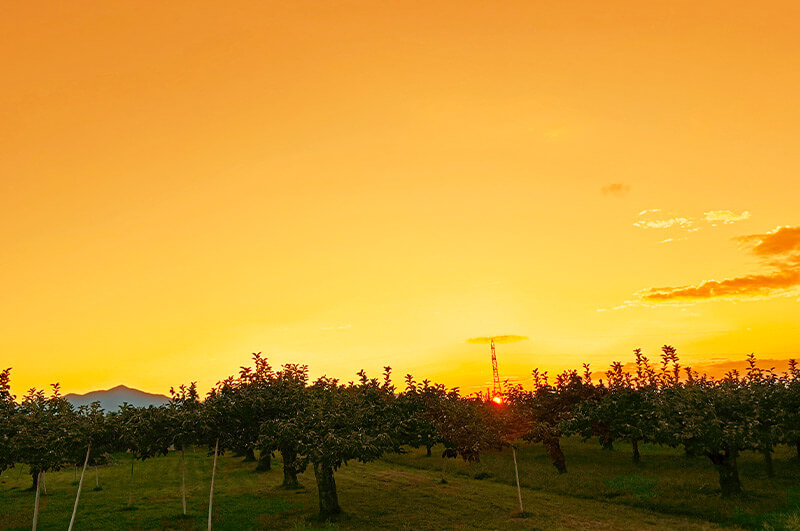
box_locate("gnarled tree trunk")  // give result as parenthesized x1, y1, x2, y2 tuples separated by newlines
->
(425, 445, 432, 457)
(632, 439, 641, 464)
(543, 437, 567, 474)
(708, 450, 742, 497)
(280, 447, 300, 489)
(593, 422, 614, 450)
(313, 461, 340, 519)
(256, 450, 271, 472)
(244, 447, 256, 462)
(762, 445, 774, 477)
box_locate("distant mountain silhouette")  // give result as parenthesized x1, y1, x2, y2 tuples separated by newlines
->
(64, 385, 169, 411)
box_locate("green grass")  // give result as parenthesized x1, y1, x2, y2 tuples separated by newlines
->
(0, 439, 797, 529)
(384, 438, 800, 529)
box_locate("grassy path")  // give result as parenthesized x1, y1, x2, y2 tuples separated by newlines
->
(386, 439, 800, 529)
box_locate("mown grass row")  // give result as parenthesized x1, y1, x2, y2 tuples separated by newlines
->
(386, 438, 800, 529)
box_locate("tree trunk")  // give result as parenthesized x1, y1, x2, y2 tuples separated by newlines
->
(256, 450, 271, 472)
(208, 438, 219, 531)
(32, 471, 42, 531)
(94, 465, 99, 488)
(511, 446, 524, 515)
(762, 446, 774, 478)
(243, 447, 256, 462)
(601, 434, 614, 451)
(281, 448, 300, 489)
(30, 469, 40, 491)
(543, 437, 567, 474)
(68, 443, 91, 531)
(128, 458, 135, 506)
(632, 439, 641, 464)
(425, 445, 432, 457)
(181, 446, 187, 515)
(313, 461, 340, 519)
(708, 451, 742, 497)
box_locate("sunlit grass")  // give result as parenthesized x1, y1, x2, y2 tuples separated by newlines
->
(0, 440, 797, 529)
(384, 437, 800, 529)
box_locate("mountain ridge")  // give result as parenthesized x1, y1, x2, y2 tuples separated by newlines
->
(64, 385, 170, 411)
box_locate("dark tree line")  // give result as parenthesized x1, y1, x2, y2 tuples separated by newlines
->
(519, 348, 800, 497)
(2, 347, 799, 528)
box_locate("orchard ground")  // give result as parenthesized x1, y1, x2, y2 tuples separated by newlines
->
(1, 438, 798, 530)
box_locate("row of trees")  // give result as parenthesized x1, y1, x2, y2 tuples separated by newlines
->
(1, 348, 799, 528)
(506, 348, 800, 497)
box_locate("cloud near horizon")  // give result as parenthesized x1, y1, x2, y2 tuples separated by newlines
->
(639, 225, 800, 302)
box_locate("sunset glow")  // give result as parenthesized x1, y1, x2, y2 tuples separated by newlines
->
(2, 1, 799, 396)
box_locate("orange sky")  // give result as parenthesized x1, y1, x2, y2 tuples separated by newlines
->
(2, 1, 799, 396)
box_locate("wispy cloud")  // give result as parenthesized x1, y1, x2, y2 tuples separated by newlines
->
(704, 210, 751, 225)
(634, 217, 694, 230)
(601, 183, 630, 197)
(638, 208, 662, 216)
(633, 209, 696, 231)
(641, 270, 800, 302)
(638, 225, 800, 303)
(635, 208, 752, 233)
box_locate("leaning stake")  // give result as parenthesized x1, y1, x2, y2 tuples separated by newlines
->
(512, 445, 524, 515)
(208, 438, 219, 531)
(181, 445, 187, 515)
(68, 443, 91, 531)
(32, 471, 42, 531)
(128, 457, 135, 506)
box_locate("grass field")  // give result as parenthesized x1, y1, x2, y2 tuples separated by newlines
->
(1, 438, 798, 530)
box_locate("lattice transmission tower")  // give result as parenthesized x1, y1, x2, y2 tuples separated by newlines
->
(490, 338, 501, 400)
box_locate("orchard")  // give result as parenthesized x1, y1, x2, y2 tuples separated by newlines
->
(1, 347, 799, 528)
